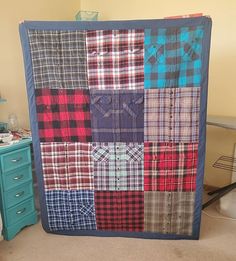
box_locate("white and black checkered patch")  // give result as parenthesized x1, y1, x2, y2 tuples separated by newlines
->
(28, 30, 88, 89)
(126, 143, 143, 162)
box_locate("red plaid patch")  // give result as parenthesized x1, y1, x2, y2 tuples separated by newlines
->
(35, 88, 92, 142)
(86, 29, 144, 89)
(144, 142, 198, 191)
(95, 191, 144, 231)
(41, 142, 67, 189)
(67, 143, 94, 190)
(41, 142, 94, 190)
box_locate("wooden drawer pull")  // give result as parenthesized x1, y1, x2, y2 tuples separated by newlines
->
(16, 208, 26, 215)
(13, 175, 24, 180)
(15, 191, 25, 198)
(11, 157, 22, 163)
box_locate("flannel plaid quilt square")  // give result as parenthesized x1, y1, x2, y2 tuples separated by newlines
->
(144, 26, 204, 88)
(92, 143, 143, 191)
(41, 142, 94, 190)
(67, 143, 94, 190)
(69, 190, 97, 230)
(86, 29, 144, 89)
(28, 30, 88, 89)
(95, 191, 144, 231)
(46, 191, 72, 230)
(46, 190, 96, 231)
(144, 192, 195, 235)
(144, 142, 198, 191)
(35, 88, 92, 142)
(144, 87, 200, 142)
(41, 142, 67, 190)
(90, 90, 144, 142)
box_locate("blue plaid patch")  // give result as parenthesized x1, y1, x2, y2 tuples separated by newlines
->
(46, 190, 96, 231)
(70, 190, 97, 230)
(144, 26, 204, 88)
(46, 191, 72, 230)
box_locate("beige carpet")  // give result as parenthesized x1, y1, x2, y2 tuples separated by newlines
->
(0, 203, 236, 261)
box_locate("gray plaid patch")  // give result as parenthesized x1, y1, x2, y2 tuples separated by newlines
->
(144, 191, 195, 235)
(126, 144, 143, 162)
(92, 143, 144, 191)
(92, 146, 110, 161)
(28, 30, 88, 89)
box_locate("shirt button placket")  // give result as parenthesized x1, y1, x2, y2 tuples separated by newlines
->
(114, 57, 119, 89)
(98, 59, 102, 67)
(115, 143, 122, 229)
(56, 31, 62, 88)
(116, 145, 120, 191)
(114, 60, 119, 89)
(114, 30, 119, 89)
(166, 192, 172, 233)
(169, 90, 174, 142)
(115, 94, 121, 141)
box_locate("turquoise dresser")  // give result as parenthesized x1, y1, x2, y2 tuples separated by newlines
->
(0, 139, 37, 240)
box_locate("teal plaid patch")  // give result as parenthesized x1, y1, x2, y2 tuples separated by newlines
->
(144, 26, 204, 88)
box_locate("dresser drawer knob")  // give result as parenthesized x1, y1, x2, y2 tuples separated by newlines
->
(13, 175, 23, 180)
(15, 191, 25, 198)
(11, 157, 22, 163)
(16, 208, 26, 215)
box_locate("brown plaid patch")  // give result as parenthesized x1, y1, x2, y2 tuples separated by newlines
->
(144, 87, 200, 142)
(144, 191, 195, 235)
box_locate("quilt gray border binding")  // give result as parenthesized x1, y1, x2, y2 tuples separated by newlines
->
(19, 16, 212, 240)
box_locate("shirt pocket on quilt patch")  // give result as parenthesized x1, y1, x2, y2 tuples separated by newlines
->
(122, 94, 144, 119)
(181, 29, 203, 63)
(120, 46, 143, 58)
(91, 95, 112, 118)
(78, 202, 95, 217)
(92, 146, 110, 162)
(125, 144, 143, 163)
(145, 43, 165, 65)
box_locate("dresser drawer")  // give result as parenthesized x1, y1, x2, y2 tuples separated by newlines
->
(2, 165, 32, 191)
(1, 147, 31, 173)
(4, 182, 33, 208)
(6, 197, 35, 226)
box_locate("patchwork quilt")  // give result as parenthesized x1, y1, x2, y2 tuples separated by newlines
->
(19, 17, 212, 239)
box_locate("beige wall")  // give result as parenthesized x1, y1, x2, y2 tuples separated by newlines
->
(1, 0, 236, 187)
(0, 0, 80, 128)
(81, 0, 236, 187)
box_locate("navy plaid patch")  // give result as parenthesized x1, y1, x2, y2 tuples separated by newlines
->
(46, 190, 96, 231)
(46, 191, 72, 230)
(90, 89, 144, 142)
(70, 190, 96, 230)
(144, 26, 204, 88)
